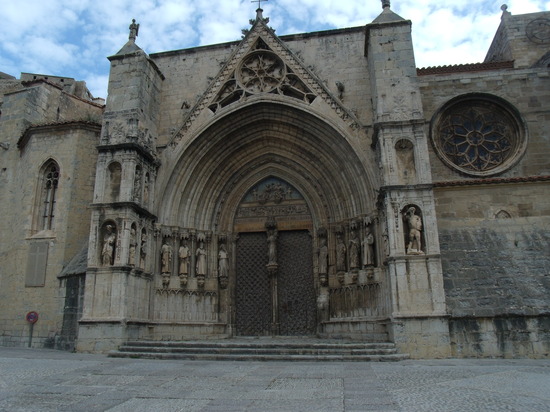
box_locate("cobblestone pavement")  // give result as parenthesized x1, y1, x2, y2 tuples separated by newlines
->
(1, 347, 549, 411)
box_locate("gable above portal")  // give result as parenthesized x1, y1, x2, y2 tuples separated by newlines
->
(168, 12, 362, 147)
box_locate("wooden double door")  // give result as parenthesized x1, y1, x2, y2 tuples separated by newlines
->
(235, 230, 316, 336)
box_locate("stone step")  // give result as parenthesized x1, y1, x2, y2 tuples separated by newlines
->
(109, 351, 408, 362)
(109, 339, 409, 362)
(123, 340, 397, 350)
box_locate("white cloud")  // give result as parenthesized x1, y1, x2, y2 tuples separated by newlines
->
(0, 0, 548, 98)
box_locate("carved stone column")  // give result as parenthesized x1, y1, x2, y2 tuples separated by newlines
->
(265, 218, 279, 335)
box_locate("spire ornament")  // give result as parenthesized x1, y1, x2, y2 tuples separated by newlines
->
(252, 0, 268, 9)
(382, 0, 391, 9)
(129, 19, 139, 41)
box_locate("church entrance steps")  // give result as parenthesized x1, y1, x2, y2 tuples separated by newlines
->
(108, 338, 409, 361)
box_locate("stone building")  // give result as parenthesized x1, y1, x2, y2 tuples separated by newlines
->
(0, 2, 549, 358)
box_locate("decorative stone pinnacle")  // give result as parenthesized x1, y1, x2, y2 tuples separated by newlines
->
(500, 4, 511, 17)
(256, 8, 264, 20)
(382, 0, 391, 9)
(129, 19, 139, 41)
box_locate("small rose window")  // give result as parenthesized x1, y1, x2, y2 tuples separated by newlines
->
(431, 95, 527, 176)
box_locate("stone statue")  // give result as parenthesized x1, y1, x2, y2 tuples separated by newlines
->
(143, 173, 150, 205)
(196, 241, 207, 276)
(129, 19, 139, 41)
(218, 244, 229, 278)
(349, 230, 360, 270)
(133, 167, 141, 202)
(362, 226, 375, 267)
(405, 206, 424, 255)
(140, 231, 147, 269)
(161, 241, 172, 274)
(267, 229, 277, 265)
(178, 242, 190, 275)
(336, 235, 346, 272)
(101, 224, 116, 266)
(318, 237, 328, 275)
(128, 226, 137, 266)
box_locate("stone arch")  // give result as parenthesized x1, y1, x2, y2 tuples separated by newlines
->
(158, 102, 375, 231)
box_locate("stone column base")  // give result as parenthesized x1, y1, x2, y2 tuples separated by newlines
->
(389, 315, 451, 359)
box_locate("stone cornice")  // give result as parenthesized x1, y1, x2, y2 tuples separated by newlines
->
(90, 201, 157, 220)
(433, 175, 550, 188)
(18, 121, 101, 150)
(97, 142, 160, 166)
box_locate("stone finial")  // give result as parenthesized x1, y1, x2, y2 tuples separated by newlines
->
(500, 4, 511, 18)
(129, 19, 140, 41)
(382, 0, 391, 9)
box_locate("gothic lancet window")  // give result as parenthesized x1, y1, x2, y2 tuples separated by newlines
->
(40, 161, 60, 231)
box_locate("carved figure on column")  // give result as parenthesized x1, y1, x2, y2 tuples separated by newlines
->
(102, 224, 116, 266)
(143, 173, 150, 205)
(405, 206, 424, 255)
(336, 234, 346, 272)
(160, 240, 172, 287)
(218, 244, 229, 289)
(178, 241, 190, 287)
(318, 237, 328, 286)
(349, 230, 360, 271)
(195, 241, 207, 287)
(362, 225, 375, 267)
(133, 166, 141, 202)
(140, 229, 147, 269)
(128, 225, 137, 266)
(267, 229, 278, 265)
(336, 232, 346, 285)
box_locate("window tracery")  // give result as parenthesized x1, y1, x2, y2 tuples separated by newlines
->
(209, 41, 316, 113)
(431, 95, 526, 176)
(40, 161, 60, 231)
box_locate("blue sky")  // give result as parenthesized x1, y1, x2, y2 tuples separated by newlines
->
(1, 0, 548, 98)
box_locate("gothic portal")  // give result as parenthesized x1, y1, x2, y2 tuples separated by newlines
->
(3, 3, 548, 359)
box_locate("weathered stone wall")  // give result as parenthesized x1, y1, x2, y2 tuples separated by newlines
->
(0, 80, 102, 348)
(485, 11, 550, 68)
(150, 27, 372, 146)
(436, 182, 550, 357)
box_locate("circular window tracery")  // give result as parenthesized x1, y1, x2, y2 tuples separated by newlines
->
(237, 50, 286, 93)
(431, 95, 527, 176)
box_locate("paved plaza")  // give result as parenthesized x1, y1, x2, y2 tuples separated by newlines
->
(0, 347, 549, 411)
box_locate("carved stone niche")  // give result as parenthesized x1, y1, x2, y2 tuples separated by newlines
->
(395, 139, 416, 184)
(402, 205, 425, 255)
(100, 221, 117, 267)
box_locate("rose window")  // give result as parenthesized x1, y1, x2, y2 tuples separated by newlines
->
(431, 96, 527, 176)
(237, 50, 286, 93)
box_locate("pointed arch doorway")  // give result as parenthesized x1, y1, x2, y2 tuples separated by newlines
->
(234, 177, 317, 336)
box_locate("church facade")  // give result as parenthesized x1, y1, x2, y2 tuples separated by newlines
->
(1, 3, 549, 358)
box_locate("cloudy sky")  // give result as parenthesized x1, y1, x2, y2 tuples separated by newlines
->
(1, 0, 548, 98)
